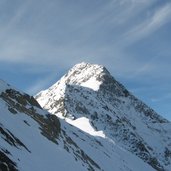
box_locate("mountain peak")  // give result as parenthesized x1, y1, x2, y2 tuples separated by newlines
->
(71, 62, 108, 73)
(59, 62, 111, 91)
(43, 62, 112, 91)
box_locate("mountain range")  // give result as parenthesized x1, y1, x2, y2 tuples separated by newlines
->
(0, 62, 171, 171)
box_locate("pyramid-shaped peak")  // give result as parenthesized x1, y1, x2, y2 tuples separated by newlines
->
(72, 62, 104, 70)
(67, 62, 111, 82)
(71, 62, 110, 75)
(58, 62, 112, 91)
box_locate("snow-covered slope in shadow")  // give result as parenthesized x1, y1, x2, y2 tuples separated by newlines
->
(1, 79, 156, 171)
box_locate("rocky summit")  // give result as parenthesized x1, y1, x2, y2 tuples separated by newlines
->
(1, 63, 171, 171)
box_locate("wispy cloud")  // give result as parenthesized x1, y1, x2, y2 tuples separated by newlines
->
(0, 0, 157, 67)
(0, 0, 171, 90)
(127, 55, 162, 79)
(123, 3, 171, 44)
(0, 0, 171, 120)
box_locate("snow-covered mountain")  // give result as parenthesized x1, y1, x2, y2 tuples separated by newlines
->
(0, 81, 155, 171)
(0, 62, 171, 171)
(36, 62, 171, 171)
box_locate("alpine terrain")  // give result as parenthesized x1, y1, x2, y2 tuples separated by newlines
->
(0, 62, 171, 171)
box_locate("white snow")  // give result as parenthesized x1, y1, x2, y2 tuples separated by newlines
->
(61, 119, 156, 171)
(66, 117, 105, 138)
(0, 98, 87, 171)
(0, 93, 157, 171)
(81, 77, 101, 91)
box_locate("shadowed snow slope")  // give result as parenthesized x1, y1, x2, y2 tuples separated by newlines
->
(0, 79, 157, 171)
(36, 62, 171, 171)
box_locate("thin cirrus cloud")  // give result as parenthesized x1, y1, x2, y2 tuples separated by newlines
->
(0, 0, 171, 120)
(0, 0, 170, 92)
(0, 0, 159, 66)
(123, 3, 171, 45)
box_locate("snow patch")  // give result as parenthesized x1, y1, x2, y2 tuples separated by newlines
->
(81, 77, 101, 91)
(66, 117, 105, 138)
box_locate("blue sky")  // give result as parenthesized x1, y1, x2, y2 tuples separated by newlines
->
(0, 0, 171, 120)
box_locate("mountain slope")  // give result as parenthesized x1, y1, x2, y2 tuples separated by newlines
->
(0, 79, 157, 171)
(0, 80, 94, 171)
(36, 62, 171, 171)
